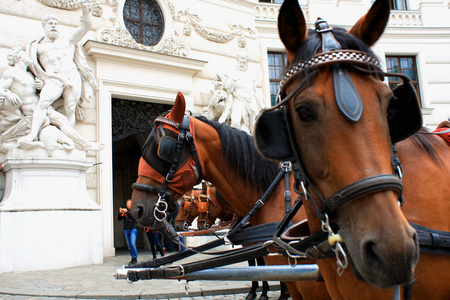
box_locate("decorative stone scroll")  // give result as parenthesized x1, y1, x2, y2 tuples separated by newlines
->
(99, 27, 189, 56)
(98, 0, 256, 57)
(174, 9, 255, 47)
(37, 0, 103, 17)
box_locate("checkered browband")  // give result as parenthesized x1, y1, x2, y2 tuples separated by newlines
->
(154, 116, 181, 128)
(279, 50, 383, 93)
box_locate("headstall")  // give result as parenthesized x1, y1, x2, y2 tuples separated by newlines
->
(132, 114, 203, 223)
(255, 18, 422, 276)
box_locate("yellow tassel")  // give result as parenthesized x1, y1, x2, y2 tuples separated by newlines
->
(328, 234, 344, 245)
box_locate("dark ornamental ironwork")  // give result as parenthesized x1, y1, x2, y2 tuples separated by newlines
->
(112, 98, 172, 141)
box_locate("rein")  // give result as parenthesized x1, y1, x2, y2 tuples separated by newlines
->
(132, 113, 295, 258)
(122, 161, 295, 281)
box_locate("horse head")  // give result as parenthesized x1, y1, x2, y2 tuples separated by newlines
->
(174, 189, 200, 231)
(131, 92, 204, 229)
(255, 0, 420, 290)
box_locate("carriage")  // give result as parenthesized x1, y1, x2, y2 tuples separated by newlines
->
(115, 0, 450, 299)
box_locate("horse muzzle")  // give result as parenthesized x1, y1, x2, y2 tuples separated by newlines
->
(340, 223, 419, 289)
(131, 192, 164, 230)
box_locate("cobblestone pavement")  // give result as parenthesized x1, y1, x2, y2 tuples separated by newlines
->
(0, 250, 285, 299)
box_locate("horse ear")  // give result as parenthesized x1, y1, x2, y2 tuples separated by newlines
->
(278, 0, 308, 63)
(348, 0, 390, 47)
(169, 92, 186, 124)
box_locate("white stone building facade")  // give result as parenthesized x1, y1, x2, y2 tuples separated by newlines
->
(0, 0, 449, 271)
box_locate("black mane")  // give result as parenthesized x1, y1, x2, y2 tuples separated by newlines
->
(409, 127, 447, 166)
(194, 116, 279, 195)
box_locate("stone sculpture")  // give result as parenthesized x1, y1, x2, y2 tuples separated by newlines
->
(0, 4, 102, 154)
(204, 52, 262, 134)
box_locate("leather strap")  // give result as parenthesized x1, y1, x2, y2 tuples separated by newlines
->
(229, 222, 279, 245)
(322, 174, 403, 215)
(410, 222, 450, 255)
(227, 166, 288, 239)
(128, 238, 225, 269)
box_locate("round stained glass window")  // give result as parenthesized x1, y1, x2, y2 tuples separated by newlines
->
(123, 0, 164, 46)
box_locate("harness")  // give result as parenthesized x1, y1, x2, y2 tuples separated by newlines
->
(123, 160, 296, 281)
(132, 111, 297, 257)
(175, 190, 199, 231)
(196, 183, 218, 229)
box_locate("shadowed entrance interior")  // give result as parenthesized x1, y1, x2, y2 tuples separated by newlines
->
(111, 98, 172, 251)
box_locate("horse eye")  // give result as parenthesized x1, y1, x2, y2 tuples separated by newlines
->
(296, 104, 317, 122)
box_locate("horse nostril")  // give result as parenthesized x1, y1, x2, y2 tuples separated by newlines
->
(137, 205, 144, 220)
(363, 240, 382, 272)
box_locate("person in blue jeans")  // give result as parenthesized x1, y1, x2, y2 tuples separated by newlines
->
(146, 229, 165, 259)
(117, 199, 138, 266)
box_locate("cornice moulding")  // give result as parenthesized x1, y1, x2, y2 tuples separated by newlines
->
(83, 40, 207, 73)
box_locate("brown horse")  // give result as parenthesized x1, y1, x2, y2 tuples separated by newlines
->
(254, 0, 448, 298)
(174, 182, 236, 231)
(175, 182, 284, 300)
(174, 189, 201, 231)
(393, 127, 450, 299)
(196, 182, 237, 230)
(130, 92, 330, 299)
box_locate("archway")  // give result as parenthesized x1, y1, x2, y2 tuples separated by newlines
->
(111, 98, 172, 251)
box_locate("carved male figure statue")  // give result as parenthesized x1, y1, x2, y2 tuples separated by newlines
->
(0, 47, 43, 138)
(18, 3, 97, 145)
(0, 47, 102, 151)
(217, 52, 261, 134)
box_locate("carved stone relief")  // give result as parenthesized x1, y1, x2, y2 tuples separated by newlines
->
(37, 0, 103, 17)
(98, 0, 256, 57)
(174, 9, 255, 46)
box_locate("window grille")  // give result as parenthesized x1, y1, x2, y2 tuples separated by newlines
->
(268, 51, 288, 106)
(123, 0, 164, 46)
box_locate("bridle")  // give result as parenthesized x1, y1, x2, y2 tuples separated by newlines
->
(255, 18, 421, 280)
(175, 190, 198, 231)
(279, 19, 404, 220)
(132, 114, 203, 223)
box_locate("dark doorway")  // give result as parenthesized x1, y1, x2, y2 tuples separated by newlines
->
(111, 98, 172, 251)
